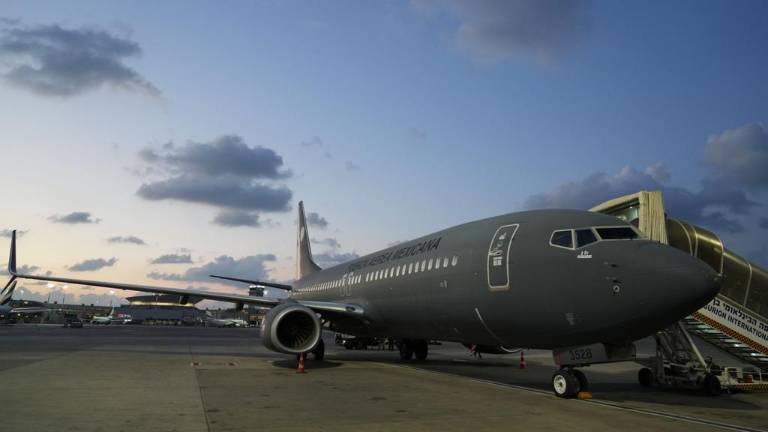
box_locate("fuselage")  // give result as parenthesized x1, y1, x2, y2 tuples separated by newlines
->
(290, 209, 720, 349)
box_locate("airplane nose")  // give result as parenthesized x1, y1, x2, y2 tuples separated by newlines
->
(641, 244, 721, 319)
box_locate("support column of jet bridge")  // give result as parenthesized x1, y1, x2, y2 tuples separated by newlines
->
(592, 190, 768, 393)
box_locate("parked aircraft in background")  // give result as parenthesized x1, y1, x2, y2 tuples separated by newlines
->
(207, 317, 249, 328)
(4, 201, 720, 397)
(0, 279, 55, 321)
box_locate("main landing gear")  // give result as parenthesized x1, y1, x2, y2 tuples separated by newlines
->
(398, 339, 428, 361)
(551, 368, 589, 398)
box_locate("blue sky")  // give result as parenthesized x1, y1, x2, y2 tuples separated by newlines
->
(0, 0, 766, 305)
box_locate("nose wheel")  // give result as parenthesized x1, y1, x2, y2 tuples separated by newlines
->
(552, 368, 589, 398)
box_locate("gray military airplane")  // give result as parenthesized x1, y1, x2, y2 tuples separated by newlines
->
(4, 202, 720, 397)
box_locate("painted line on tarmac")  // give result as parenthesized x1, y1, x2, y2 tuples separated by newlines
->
(392, 364, 764, 432)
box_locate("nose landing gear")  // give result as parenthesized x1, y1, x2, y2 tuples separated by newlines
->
(551, 368, 590, 398)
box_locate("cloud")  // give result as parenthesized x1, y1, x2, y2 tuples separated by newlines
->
(0, 229, 27, 238)
(212, 210, 261, 227)
(759, 218, 768, 230)
(150, 253, 193, 264)
(408, 127, 427, 140)
(136, 136, 292, 212)
(140, 135, 290, 179)
(107, 235, 146, 245)
(416, 0, 589, 63)
(0, 264, 40, 277)
(313, 252, 360, 268)
(301, 136, 323, 148)
(68, 257, 117, 272)
(345, 161, 360, 171)
(523, 164, 758, 233)
(49, 211, 99, 224)
(0, 20, 158, 97)
(138, 176, 291, 211)
(306, 211, 328, 229)
(147, 254, 277, 288)
(703, 123, 768, 191)
(312, 237, 341, 249)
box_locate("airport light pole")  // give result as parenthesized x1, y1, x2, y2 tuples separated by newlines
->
(46, 283, 54, 304)
(61, 285, 68, 305)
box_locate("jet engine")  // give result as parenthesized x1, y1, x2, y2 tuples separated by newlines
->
(261, 302, 321, 354)
(462, 343, 521, 354)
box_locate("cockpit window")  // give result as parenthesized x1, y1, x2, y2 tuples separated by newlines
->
(576, 229, 598, 247)
(550, 230, 573, 248)
(596, 227, 638, 240)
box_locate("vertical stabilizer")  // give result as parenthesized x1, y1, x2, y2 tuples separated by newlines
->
(296, 201, 321, 280)
(8, 230, 17, 275)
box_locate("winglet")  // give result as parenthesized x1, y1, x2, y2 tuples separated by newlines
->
(8, 229, 17, 276)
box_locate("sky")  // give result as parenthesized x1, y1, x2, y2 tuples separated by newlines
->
(0, 0, 766, 307)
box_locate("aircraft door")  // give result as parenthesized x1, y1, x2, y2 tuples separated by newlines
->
(487, 224, 519, 291)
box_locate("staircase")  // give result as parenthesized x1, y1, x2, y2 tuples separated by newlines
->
(682, 316, 768, 372)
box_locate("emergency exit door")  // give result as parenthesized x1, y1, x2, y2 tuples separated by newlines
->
(487, 224, 518, 291)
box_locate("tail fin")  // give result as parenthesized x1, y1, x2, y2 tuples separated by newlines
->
(2, 230, 18, 305)
(296, 201, 321, 280)
(1, 279, 16, 306)
(8, 229, 17, 276)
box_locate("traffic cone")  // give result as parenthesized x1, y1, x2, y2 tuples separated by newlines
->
(296, 352, 306, 374)
(520, 350, 526, 369)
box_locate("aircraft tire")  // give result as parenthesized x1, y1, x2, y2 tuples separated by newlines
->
(399, 339, 414, 361)
(414, 340, 428, 361)
(702, 374, 721, 396)
(638, 368, 654, 388)
(572, 369, 589, 391)
(552, 370, 579, 398)
(312, 339, 325, 361)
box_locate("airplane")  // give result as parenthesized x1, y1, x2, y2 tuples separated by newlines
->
(3, 201, 721, 397)
(0, 279, 58, 320)
(207, 317, 249, 328)
(90, 308, 115, 324)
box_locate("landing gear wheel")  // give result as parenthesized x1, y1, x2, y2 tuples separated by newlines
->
(398, 339, 414, 361)
(414, 340, 428, 361)
(638, 368, 653, 388)
(312, 338, 325, 361)
(702, 374, 721, 396)
(552, 370, 580, 398)
(572, 369, 589, 392)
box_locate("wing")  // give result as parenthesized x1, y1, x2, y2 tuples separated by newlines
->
(5, 231, 364, 319)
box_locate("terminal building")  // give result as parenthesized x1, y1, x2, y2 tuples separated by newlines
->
(115, 294, 210, 325)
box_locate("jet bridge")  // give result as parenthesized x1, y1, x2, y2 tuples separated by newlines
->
(591, 191, 768, 392)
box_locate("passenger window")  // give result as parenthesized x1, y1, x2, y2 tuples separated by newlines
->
(451, 256, 458, 266)
(421, 260, 427, 271)
(576, 229, 597, 247)
(550, 230, 573, 248)
(390, 267, 395, 277)
(408, 263, 413, 274)
(428, 259, 433, 270)
(435, 259, 441, 270)
(396, 266, 400, 277)
(596, 227, 639, 240)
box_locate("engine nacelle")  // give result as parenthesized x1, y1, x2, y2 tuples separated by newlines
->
(261, 302, 321, 354)
(462, 343, 521, 354)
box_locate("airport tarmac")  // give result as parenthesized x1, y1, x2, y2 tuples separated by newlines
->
(0, 325, 765, 432)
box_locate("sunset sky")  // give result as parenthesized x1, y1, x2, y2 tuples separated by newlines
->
(1, 0, 766, 307)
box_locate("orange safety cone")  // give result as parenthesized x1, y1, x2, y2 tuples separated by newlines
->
(520, 350, 526, 369)
(296, 352, 307, 374)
